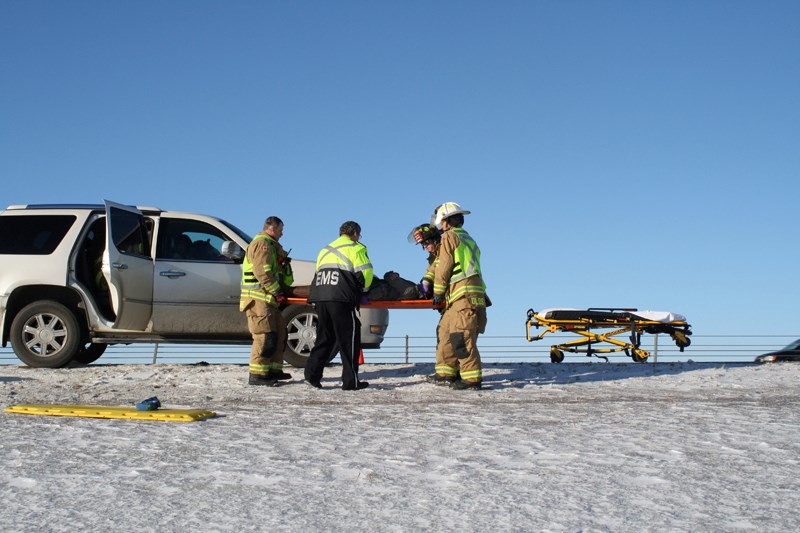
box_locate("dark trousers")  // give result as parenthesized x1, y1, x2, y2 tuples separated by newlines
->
(305, 301, 362, 388)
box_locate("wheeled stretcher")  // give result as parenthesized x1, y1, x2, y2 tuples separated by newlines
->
(525, 307, 692, 363)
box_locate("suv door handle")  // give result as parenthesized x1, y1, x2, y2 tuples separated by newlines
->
(160, 270, 186, 278)
(111, 262, 128, 270)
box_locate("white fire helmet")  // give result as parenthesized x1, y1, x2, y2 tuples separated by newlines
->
(432, 202, 471, 228)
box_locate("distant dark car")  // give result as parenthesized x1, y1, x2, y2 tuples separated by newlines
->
(755, 339, 800, 362)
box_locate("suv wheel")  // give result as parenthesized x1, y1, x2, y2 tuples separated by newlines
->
(10, 300, 82, 368)
(72, 342, 108, 365)
(282, 304, 339, 368)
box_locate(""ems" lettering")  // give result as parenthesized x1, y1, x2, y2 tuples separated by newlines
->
(315, 271, 340, 285)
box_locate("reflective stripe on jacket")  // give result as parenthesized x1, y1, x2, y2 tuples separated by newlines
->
(240, 233, 290, 309)
(433, 228, 486, 307)
(308, 235, 373, 305)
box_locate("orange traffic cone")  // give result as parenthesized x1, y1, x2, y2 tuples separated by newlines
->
(358, 349, 364, 365)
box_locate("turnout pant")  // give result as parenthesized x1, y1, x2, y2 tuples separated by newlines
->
(244, 301, 287, 376)
(435, 298, 487, 382)
(305, 301, 363, 388)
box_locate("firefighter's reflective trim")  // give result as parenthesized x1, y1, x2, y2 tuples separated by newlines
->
(448, 228, 480, 283)
(435, 364, 458, 376)
(268, 361, 284, 372)
(261, 332, 278, 357)
(241, 234, 281, 307)
(241, 288, 277, 306)
(249, 363, 270, 374)
(459, 369, 482, 381)
(259, 262, 281, 294)
(446, 285, 486, 306)
(450, 332, 469, 359)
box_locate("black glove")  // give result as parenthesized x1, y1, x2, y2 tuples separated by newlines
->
(432, 294, 444, 306)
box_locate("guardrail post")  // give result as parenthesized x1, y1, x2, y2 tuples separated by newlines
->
(653, 334, 658, 363)
(152, 343, 159, 364)
(405, 335, 409, 364)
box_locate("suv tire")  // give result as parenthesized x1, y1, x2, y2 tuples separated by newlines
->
(72, 342, 108, 365)
(10, 300, 82, 368)
(281, 304, 339, 368)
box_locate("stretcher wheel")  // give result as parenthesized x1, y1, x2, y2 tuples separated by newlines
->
(630, 349, 649, 363)
(550, 347, 564, 363)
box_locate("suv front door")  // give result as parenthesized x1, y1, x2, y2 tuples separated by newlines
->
(104, 201, 154, 330)
(150, 216, 247, 336)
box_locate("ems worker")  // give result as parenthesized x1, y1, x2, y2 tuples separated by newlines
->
(240, 216, 294, 386)
(407, 222, 441, 298)
(304, 221, 374, 391)
(429, 202, 487, 390)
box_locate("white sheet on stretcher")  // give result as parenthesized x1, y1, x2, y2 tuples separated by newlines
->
(631, 310, 686, 323)
(538, 308, 686, 323)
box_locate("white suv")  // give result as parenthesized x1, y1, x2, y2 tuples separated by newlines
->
(0, 201, 389, 368)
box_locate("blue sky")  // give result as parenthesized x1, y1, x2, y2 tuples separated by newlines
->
(2, 1, 798, 343)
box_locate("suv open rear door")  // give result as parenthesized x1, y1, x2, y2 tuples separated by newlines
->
(104, 200, 154, 330)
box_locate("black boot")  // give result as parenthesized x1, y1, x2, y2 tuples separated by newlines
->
(342, 381, 369, 391)
(249, 373, 280, 386)
(451, 379, 482, 390)
(426, 374, 455, 385)
(268, 370, 293, 381)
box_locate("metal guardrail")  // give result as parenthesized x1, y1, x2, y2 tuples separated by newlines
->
(1, 334, 797, 365)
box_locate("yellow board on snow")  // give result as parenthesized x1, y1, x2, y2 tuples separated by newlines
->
(4, 404, 216, 422)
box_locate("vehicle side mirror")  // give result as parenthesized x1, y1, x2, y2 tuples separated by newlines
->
(221, 241, 245, 262)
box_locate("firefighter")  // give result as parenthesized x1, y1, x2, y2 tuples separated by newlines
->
(240, 216, 294, 386)
(428, 202, 487, 390)
(304, 221, 374, 391)
(407, 222, 441, 298)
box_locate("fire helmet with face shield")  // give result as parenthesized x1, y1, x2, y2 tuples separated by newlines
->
(407, 223, 441, 245)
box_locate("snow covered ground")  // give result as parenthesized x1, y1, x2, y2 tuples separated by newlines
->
(1, 361, 799, 532)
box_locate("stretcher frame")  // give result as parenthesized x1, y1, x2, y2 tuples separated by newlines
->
(285, 297, 443, 310)
(525, 307, 692, 363)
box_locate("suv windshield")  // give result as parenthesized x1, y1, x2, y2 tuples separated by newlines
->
(221, 219, 252, 243)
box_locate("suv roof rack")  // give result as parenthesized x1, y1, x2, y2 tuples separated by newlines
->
(5, 204, 163, 212)
(6, 204, 105, 210)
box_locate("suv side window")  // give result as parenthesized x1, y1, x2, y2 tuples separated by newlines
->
(157, 218, 231, 262)
(0, 215, 76, 254)
(109, 206, 150, 257)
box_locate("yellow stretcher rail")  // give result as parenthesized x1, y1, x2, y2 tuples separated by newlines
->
(525, 307, 692, 363)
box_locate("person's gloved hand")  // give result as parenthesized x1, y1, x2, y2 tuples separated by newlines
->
(432, 294, 444, 306)
(418, 283, 431, 298)
(275, 293, 286, 304)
